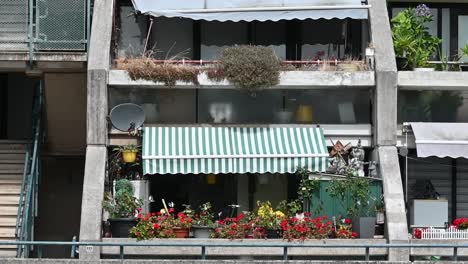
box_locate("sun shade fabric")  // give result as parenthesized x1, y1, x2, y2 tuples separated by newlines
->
(410, 122, 468, 158)
(143, 127, 328, 175)
(131, 0, 368, 21)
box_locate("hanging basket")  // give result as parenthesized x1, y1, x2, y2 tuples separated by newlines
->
(122, 151, 137, 163)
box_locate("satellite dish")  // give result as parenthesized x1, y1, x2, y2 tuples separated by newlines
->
(110, 103, 145, 132)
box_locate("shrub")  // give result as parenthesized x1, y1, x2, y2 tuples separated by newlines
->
(117, 59, 199, 87)
(103, 179, 142, 219)
(211, 45, 281, 92)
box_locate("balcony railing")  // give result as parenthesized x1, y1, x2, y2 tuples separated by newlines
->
(0, 0, 91, 59)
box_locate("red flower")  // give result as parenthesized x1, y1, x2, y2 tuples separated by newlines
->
(135, 232, 141, 237)
(322, 215, 328, 219)
(218, 220, 225, 225)
(153, 223, 161, 230)
(345, 218, 352, 225)
(304, 212, 311, 217)
(236, 213, 245, 222)
(168, 208, 175, 213)
(414, 228, 422, 239)
(156, 212, 161, 216)
(151, 212, 156, 216)
(137, 213, 142, 219)
(137, 208, 142, 212)
(351, 232, 358, 238)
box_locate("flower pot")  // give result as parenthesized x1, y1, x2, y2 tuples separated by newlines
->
(413, 67, 435, 72)
(108, 218, 137, 238)
(275, 111, 293, 123)
(396, 57, 409, 71)
(266, 229, 281, 239)
(173, 227, 190, 238)
(192, 225, 212, 238)
(460, 64, 468, 72)
(352, 217, 376, 239)
(122, 151, 137, 163)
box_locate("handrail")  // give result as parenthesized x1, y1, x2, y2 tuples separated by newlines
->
(15, 152, 30, 237)
(16, 80, 44, 258)
(4, 240, 468, 261)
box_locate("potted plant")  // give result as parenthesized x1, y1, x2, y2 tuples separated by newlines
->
(391, 5, 441, 71)
(114, 144, 140, 163)
(459, 44, 468, 71)
(375, 195, 385, 224)
(192, 202, 215, 238)
(172, 211, 193, 238)
(130, 213, 176, 240)
(103, 179, 143, 238)
(211, 213, 253, 239)
(255, 201, 286, 238)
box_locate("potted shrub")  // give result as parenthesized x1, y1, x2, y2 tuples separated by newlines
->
(207, 45, 281, 93)
(459, 44, 468, 71)
(391, 5, 441, 71)
(255, 201, 286, 239)
(103, 179, 142, 238)
(192, 202, 215, 238)
(114, 144, 140, 163)
(211, 213, 253, 239)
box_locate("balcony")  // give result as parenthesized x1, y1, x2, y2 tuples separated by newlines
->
(0, 0, 91, 63)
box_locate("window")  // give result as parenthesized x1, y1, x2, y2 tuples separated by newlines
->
(398, 90, 468, 123)
(109, 88, 372, 124)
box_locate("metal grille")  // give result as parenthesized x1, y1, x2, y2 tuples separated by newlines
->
(36, 0, 87, 50)
(0, 0, 29, 51)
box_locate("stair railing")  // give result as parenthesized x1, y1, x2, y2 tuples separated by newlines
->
(16, 80, 44, 258)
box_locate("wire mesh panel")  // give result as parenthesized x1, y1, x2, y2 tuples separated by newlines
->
(36, 0, 86, 51)
(0, 0, 29, 51)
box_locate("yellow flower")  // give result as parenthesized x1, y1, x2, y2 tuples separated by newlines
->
(275, 211, 285, 218)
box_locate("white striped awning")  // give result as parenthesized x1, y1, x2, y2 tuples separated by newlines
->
(143, 127, 329, 175)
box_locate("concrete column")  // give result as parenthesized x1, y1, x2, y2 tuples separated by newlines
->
(79, 0, 114, 260)
(368, 0, 409, 261)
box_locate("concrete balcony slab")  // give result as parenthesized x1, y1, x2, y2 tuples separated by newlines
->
(398, 71, 468, 91)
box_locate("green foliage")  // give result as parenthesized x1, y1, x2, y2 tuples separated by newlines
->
(391, 8, 441, 68)
(214, 45, 281, 92)
(103, 179, 142, 219)
(115, 179, 134, 196)
(326, 175, 372, 218)
(113, 144, 140, 153)
(194, 202, 215, 227)
(460, 44, 468, 60)
(296, 167, 320, 202)
(276, 200, 303, 216)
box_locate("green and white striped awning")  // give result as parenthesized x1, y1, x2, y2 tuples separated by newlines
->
(142, 127, 328, 175)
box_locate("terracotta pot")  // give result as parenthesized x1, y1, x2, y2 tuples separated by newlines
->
(173, 227, 190, 238)
(122, 151, 137, 163)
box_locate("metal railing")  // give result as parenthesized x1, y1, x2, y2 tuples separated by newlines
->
(0, 0, 92, 60)
(4, 240, 468, 261)
(15, 80, 44, 258)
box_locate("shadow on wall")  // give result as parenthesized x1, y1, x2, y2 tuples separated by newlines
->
(36, 156, 84, 258)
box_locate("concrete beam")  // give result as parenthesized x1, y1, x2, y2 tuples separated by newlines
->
(108, 70, 376, 89)
(377, 146, 409, 262)
(398, 71, 468, 90)
(80, 0, 114, 260)
(368, 0, 398, 146)
(79, 146, 107, 260)
(0, 52, 87, 62)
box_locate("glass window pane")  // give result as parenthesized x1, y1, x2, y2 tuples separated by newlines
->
(117, 6, 147, 58)
(398, 90, 468, 123)
(253, 21, 287, 60)
(201, 21, 248, 60)
(108, 88, 196, 124)
(301, 20, 345, 60)
(459, 16, 468, 61)
(151, 17, 194, 60)
(198, 89, 371, 124)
